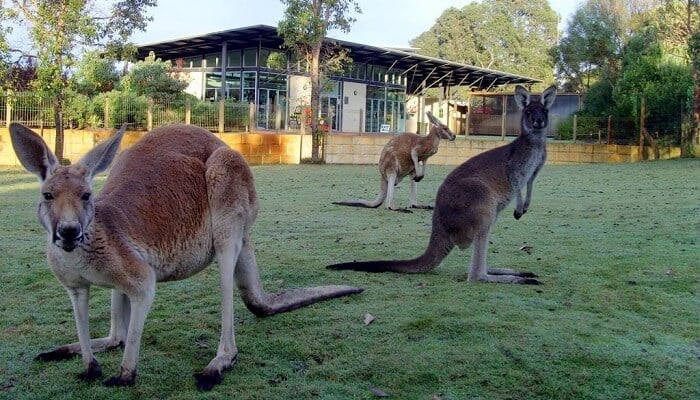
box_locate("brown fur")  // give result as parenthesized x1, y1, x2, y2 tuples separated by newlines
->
(333, 111, 455, 211)
(10, 123, 362, 390)
(327, 85, 557, 284)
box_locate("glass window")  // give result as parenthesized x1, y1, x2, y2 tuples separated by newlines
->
(227, 50, 241, 68)
(225, 71, 241, 101)
(205, 73, 222, 101)
(182, 56, 202, 68)
(204, 53, 220, 69)
(258, 72, 287, 90)
(243, 48, 257, 67)
(242, 71, 256, 103)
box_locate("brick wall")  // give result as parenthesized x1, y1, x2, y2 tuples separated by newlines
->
(0, 127, 681, 167)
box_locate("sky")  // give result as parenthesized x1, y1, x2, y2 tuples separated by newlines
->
(130, 0, 584, 48)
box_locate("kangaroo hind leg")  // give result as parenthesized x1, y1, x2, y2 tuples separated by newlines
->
(466, 223, 540, 285)
(195, 147, 256, 390)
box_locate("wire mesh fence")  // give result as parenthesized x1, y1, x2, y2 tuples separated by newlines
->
(0, 90, 692, 147)
(0, 91, 251, 133)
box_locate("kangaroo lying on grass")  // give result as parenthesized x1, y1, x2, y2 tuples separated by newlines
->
(333, 111, 455, 212)
(327, 85, 557, 284)
(10, 123, 362, 390)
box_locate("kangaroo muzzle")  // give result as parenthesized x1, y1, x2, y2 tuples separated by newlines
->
(54, 221, 84, 252)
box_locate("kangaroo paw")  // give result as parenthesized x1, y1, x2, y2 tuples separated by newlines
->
(413, 175, 424, 182)
(392, 207, 413, 213)
(513, 209, 524, 220)
(410, 204, 434, 210)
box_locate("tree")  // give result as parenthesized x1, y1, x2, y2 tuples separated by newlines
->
(410, 0, 558, 93)
(119, 51, 188, 100)
(657, 0, 699, 156)
(278, 0, 361, 162)
(551, 0, 631, 92)
(72, 50, 121, 96)
(5, 0, 156, 163)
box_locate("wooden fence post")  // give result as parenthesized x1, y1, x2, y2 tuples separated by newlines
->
(639, 97, 645, 158)
(147, 98, 153, 131)
(500, 94, 506, 140)
(607, 115, 612, 144)
(104, 96, 110, 128)
(185, 98, 191, 125)
(249, 102, 255, 133)
(573, 114, 577, 142)
(5, 90, 11, 127)
(218, 100, 225, 133)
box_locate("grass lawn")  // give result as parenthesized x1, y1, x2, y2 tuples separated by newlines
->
(0, 159, 698, 399)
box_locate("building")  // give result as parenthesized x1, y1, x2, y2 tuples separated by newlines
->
(136, 25, 539, 134)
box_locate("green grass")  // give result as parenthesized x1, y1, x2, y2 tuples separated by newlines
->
(1, 159, 698, 400)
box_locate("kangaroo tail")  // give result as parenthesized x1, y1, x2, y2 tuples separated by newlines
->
(244, 285, 364, 317)
(333, 177, 387, 208)
(327, 228, 454, 273)
(332, 200, 382, 208)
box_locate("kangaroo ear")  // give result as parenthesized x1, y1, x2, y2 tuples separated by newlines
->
(9, 123, 59, 182)
(425, 111, 441, 126)
(514, 85, 531, 110)
(541, 85, 557, 109)
(78, 124, 127, 178)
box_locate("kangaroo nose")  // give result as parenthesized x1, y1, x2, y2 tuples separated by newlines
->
(57, 223, 83, 242)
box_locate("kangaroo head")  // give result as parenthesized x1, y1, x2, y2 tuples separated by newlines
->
(10, 123, 126, 252)
(425, 111, 456, 141)
(514, 85, 557, 135)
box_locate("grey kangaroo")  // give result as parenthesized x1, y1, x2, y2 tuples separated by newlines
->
(327, 85, 557, 284)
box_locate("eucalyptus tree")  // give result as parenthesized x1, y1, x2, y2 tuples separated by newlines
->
(657, 0, 699, 156)
(278, 0, 361, 162)
(410, 0, 558, 92)
(5, 0, 156, 162)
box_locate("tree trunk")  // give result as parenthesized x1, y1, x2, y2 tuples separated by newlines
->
(310, 44, 323, 162)
(54, 92, 66, 164)
(692, 62, 700, 156)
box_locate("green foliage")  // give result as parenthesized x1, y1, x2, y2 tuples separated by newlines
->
(410, 0, 558, 91)
(582, 80, 614, 117)
(119, 52, 188, 100)
(71, 51, 121, 96)
(103, 90, 148, 127)
(551, 0, 629, 92)
(277, 0, 361, 161)
(5, 0, 155, 158)
(63, 90, 103, 129)
(555, 114, 602, 140)
(1, 161, 699, 398)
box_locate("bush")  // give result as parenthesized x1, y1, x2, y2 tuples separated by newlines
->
(555, 114, 602, 141)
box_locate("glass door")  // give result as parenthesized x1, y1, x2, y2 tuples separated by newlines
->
(320, 95, 340, 131)
(257, 88, 287, 130)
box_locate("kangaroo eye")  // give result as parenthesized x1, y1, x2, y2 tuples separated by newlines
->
(81, 193, 92, 201)
(42, 192, 54, 201)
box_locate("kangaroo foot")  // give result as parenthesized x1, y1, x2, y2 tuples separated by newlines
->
(194, 354, 237, 391)
(103, 367, 136, 387)
(410, 204, 434, 210)
(77, 359, 102, 381)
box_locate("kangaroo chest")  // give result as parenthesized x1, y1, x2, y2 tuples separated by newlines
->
(506, 141, 546, 189)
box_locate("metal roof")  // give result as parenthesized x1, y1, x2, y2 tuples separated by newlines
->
(135, 24, 540, 95)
